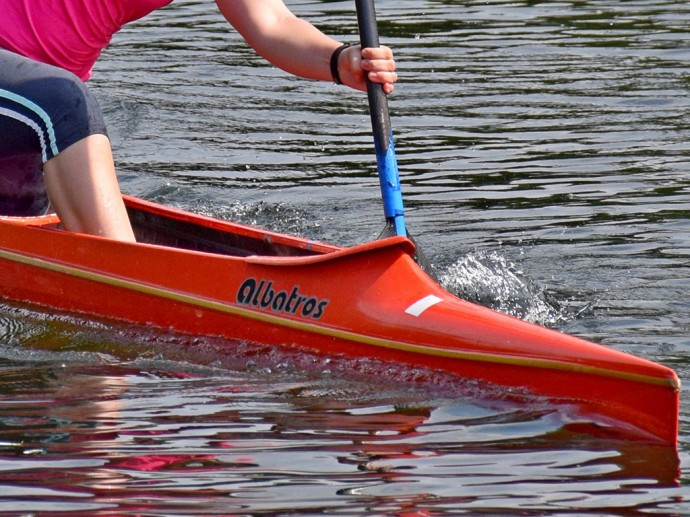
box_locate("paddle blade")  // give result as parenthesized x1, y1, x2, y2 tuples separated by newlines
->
(378, 220, 437, 280)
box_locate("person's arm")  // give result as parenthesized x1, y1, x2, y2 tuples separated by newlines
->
(214, 0, 396, 93)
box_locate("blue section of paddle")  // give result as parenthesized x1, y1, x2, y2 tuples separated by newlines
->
(374, 128, 406, 237)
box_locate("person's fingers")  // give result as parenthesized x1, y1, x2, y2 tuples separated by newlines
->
(361, 46, 394, 62)
(339, 45, 396, 93)
(368, 72, 398, 93)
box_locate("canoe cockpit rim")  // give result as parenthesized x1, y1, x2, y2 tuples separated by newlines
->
(0, 212, 60, 227)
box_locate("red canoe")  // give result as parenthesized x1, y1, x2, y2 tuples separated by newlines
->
(0, 195, 680, 444)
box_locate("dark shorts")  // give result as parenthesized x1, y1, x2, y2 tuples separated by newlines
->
(0, 48, 108, 215)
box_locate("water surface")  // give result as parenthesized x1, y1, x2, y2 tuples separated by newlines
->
(1, 0, 689, 514)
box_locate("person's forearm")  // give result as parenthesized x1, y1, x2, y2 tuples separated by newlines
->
(216, 0, 339, 82)
(215, 0, 396, 93)
(254, 16, 341, 81)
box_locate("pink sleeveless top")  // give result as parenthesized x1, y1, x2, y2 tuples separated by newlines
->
(0, 0, 174, 81)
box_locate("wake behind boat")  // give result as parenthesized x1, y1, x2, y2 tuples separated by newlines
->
(0, 194, 679, 445)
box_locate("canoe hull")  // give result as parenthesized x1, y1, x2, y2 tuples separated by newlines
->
(0, 195, 679, 445)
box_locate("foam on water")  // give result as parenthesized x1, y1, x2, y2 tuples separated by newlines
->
(439, 249, 591, 327)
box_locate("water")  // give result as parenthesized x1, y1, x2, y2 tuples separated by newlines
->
(1, 0, 689, 514)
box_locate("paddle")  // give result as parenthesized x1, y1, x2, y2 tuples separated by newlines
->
(354, 0, 435, 278)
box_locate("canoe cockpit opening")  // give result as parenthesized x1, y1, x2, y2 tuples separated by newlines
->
(0, 155, 320, 257)
(126, 204, 321, 258)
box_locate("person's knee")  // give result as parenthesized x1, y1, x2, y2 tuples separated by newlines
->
(31, 75, 107, 158)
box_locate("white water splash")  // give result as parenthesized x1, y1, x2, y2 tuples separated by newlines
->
(439, 251, 578, 327)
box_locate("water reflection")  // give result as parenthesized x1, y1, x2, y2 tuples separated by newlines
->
(0, 351, 682, 514)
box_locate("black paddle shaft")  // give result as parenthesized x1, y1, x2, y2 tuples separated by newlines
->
(355, 0, 393, 156)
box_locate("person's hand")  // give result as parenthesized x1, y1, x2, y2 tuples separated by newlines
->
(338, 45, 397, 94)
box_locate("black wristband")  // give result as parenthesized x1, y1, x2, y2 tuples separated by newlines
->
(330, 43, 350, 85)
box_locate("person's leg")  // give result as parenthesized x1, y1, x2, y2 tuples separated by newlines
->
(0, 49, 135, 241)
(43, 134, 135, 241)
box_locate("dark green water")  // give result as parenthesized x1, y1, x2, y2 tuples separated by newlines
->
(0, 0, 688, 514)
